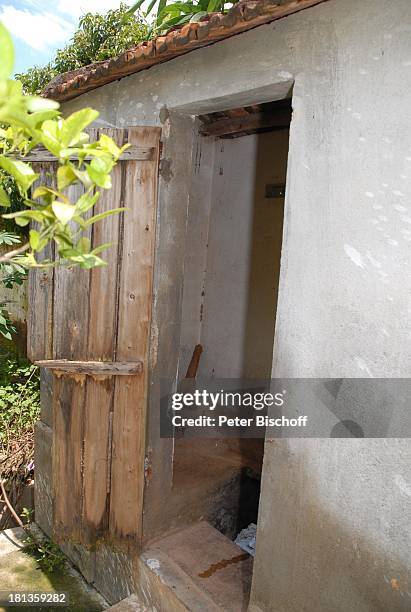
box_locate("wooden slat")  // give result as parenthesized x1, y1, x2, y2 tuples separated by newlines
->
(27, 163, 56, 361)
(109, 126, 161, 543)
(199, 109, 292, 138)
(52, 375, 85, 541)
(51, 143, 94, 543)
(22, 144, 154, 162)
(87, 128, 125, 361)
(52, 183, 91, 360)
(35, 360, 143, 375)
(82, 128, 124, 543)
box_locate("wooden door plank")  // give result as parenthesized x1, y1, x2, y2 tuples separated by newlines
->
(87, 128, 125, 361)
(53, 374, 85, 541)
(27, 162, 56, 361)
(83, 129, 124, 542)
(52, 157, 93, 543)
(82, 377, 112, 542)
(109, 127, 161, 542)
(52, 180, 91, 360)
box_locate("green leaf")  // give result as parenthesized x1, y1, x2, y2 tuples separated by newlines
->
(127, 0, 146, 13)
(99, 134, 121, 158)
(75, 191, 99, 214)
(207, 0, 221, 11)
(0, 187, 10, 207)
(52, 201, 75, 225)
(60, 108, 99, 147)
(85, 207, 126, 227)
(0, 231, 20, 245)
(190, 10, 208, 22)
(91, 242, 113, 256)
(57, 165, 76, 190)
(77, 237, 90, 253)
(156, 0, 167, 18)
(0, 23, 14, 80)
(40, 120, 61, 156)
(15, 216, 30, 227)
(25, 97, 60, 113)
(26, 109, 60, 128)
(71, 166, 93, 189)
(0, 156, 38, 192)
(87, 164, 112, 189)
(29, 229, 40, 250)
(144, 0, 158, 17)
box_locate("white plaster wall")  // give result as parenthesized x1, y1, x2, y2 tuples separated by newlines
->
(60, 0, 411, 609)
(200, 135, 258, 378)
(182, 131, 287, 380)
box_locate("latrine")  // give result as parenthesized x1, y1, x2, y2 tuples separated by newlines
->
(31, 98, 290, 606)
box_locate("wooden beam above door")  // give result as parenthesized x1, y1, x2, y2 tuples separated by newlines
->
(199, 100, 292, 139)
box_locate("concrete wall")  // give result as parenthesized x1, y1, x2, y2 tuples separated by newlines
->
(55, 0, 411, 608)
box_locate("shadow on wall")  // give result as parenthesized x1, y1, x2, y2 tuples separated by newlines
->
(250, 439, 411, 612)
(241, 130, 288, 379)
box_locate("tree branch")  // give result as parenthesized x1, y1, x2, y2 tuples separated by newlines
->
(0, 242, 30, 264)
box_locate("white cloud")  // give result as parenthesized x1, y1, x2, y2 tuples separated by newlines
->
(57, 0, 128, 19)
(0, 5, 74, 51)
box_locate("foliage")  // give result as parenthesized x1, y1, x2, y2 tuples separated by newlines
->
(14, 65, 56, 98)
(22, 508, 66, 572)
(0, 23, 128, 270)
(129, 0, 238, 36)
(16, 4, 148, 95)
(0, 171, 27, 227)
(0, 358, 40, 444)
(0, 231, 27, 290)
(0, 232, 27, 340)
(0, 307, 16, 340)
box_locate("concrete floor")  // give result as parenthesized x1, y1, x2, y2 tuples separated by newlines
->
(0, 526, 108, 612)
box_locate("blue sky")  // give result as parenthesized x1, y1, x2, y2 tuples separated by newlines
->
(0, 0, 133, 74)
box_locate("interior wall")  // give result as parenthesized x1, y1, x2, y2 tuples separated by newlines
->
(179, 129, 287, 380)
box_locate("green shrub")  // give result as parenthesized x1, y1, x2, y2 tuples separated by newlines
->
(16, 4, 148, 95)
(0, 357, 40, 446)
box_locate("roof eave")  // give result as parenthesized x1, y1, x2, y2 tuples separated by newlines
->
(44, 0, 328, 103)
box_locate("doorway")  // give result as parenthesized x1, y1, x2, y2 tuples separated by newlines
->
(168, 98, 291, 544)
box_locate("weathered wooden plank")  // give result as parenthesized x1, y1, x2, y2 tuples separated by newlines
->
(109, 127, 161, 543)
(82, 128, 124, 543)
(52, 181, 91, 360)
(88, 128, 125, 361)
(51, 146, 94, 543)
(52, 375, 85, 542)
(199, 108, 292, 137)
(82, 378, 112, 543)
(22, 145, 154, 162)
(34, 421, 53, 537)
(27, 162, 56, 361)
(35, 360, 143, 375)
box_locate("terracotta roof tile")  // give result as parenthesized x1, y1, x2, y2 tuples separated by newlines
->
(43, 0, 327, 102)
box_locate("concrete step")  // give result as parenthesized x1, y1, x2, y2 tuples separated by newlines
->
(134, 521, 253, 611)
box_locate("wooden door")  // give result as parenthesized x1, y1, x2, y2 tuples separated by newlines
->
(28, 127, 161, 547)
